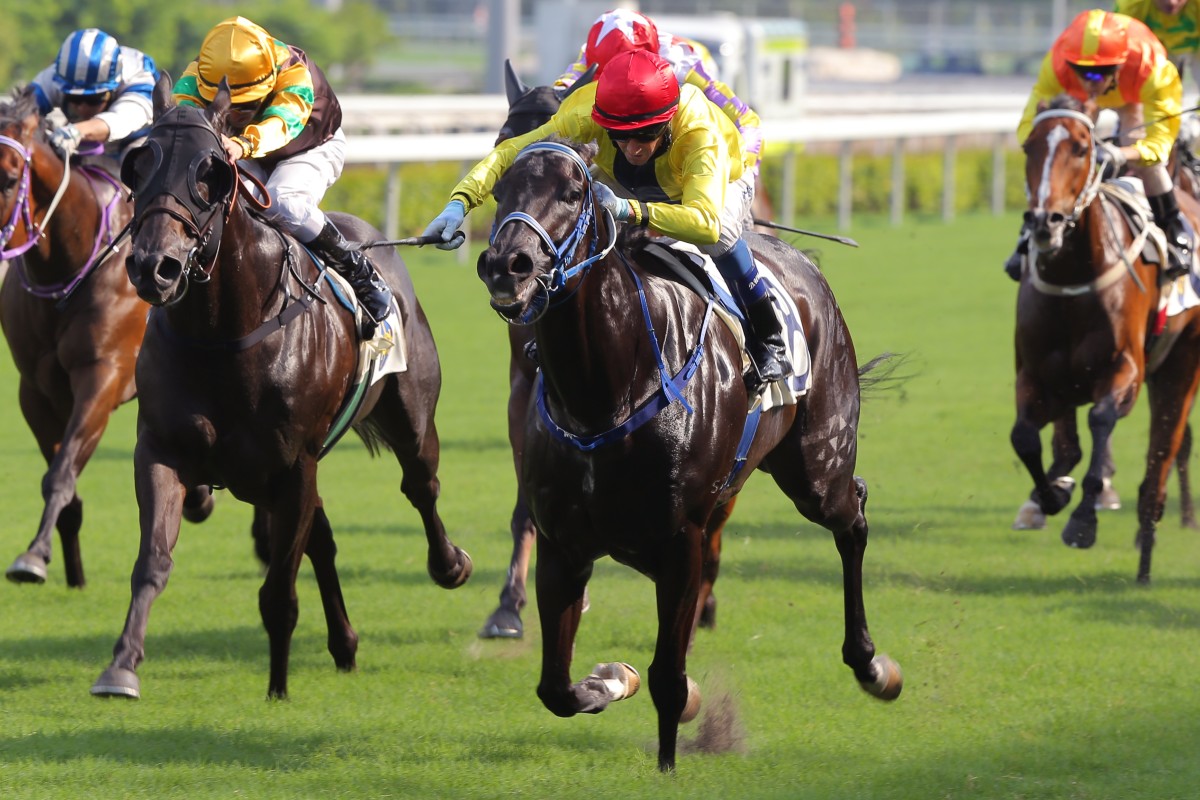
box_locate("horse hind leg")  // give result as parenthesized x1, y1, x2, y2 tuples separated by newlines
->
(374, 399, 472, 589)
(836, 477, 903, 700)
(1174, 423, 1198, 529)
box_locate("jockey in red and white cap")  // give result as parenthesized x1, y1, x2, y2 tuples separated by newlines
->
(553, 8, 765, 176)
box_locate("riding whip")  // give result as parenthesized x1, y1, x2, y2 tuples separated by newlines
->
(752, 219, 860, 247)
(360, 232, 466, 249)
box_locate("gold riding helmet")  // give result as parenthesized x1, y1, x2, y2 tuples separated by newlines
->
(196, 16, 279, 103)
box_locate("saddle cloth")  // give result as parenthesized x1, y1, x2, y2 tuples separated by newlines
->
(1106, 177, 1200, 322)
(654, 241, 813, 410)
(321, 268, 408, 385)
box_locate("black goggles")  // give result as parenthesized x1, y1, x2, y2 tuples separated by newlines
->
(66, 92, 112, 107)
(1069, 63, 1119, 83)
(607, 123, 669, 143)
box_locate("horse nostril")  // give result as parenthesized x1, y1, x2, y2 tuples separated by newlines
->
(510, 251, 534, 280)
(155, 256, 184, 287)
(1048, 212, 1066, 225)
(1022, 211, 1035, 224)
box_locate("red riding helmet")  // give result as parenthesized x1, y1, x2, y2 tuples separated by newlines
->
(1059, 9, 1130, 67)
(584, 8, 660, 75)
(592, 50, 679, 131)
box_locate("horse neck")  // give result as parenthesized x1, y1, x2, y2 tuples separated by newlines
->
(534, 251, 655, 430)
(18, 144, 105, 275)
(168, 203, 289, 340)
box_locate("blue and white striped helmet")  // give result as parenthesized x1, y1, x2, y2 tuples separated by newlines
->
(53, 29, 122, 95)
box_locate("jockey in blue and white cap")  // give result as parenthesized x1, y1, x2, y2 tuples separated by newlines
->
(28, 29, 159, 166)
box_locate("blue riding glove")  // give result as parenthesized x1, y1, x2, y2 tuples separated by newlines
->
(422, 200, 467, 250)
(49, 124, 82, 161)
(593, 181, 632, 222)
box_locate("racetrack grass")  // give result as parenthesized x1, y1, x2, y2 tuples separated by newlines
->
(3, 212, 1200, 799)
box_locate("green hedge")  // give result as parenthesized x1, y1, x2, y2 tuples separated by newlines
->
(322, 146, 1028, 235)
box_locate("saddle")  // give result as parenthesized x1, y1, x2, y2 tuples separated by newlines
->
(637, 239, 812, 406)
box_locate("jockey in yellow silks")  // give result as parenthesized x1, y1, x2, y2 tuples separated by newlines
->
(1005, 9, 1191, 280)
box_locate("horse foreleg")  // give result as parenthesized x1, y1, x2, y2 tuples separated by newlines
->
(837, 477, 902, 701)
(481, 364, 536, 638)
(1062, 402, 1119, 549)
(259, 462, 319, 700)
(306, 501, 358, 671)
(1175, 424, 1197, 529)
(648, 521, 706, 772)
(534, 538, 612, 717)
(480, 497, 535, 638)
(92, 443, 186, 699)
(1012, 413, 1073, 521)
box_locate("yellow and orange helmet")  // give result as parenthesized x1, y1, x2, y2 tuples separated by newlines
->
(196, 17, 279, 103)
(1059, 9, 1130, 67)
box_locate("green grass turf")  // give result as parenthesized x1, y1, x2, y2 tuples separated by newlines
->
(2, 212, 1199, 799)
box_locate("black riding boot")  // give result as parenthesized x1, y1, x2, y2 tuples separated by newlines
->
(1149, 191, 1195, 280)
(1004, 226, 1030, 281)
(308, 220, 393, 337)
(744, 293, 792, 384)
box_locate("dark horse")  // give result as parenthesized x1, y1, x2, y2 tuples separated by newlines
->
(477, 137, 902, 771)
(91, 74, 472, 700)
(0, 87, 212, 587)
(1013, 95, 1200, 583)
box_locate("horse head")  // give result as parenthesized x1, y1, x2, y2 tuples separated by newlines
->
(123, 71, 238, 305)
(1022, 95, 1101, 259)
(477, 137, 609, 323)
(0, 89, 54, 258)
(495, 60, 596, 144)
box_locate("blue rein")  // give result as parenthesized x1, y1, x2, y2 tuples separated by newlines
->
(498, 141, 712, 451)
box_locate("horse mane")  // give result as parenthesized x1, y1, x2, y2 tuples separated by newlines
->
(0, 86, 47, 132)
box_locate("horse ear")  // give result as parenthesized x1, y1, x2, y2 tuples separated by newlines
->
(1083, 98, 1100, 122)
(1035, 99, 1049, 114)
(503, 59, 531, 106)
(206, 78, 233, 130)
(152, 71, 176, 119)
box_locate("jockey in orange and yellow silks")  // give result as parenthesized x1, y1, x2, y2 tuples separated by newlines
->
(1005, 9, 1193, 281)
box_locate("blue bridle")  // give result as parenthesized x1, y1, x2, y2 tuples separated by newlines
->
(489, 141, 616, 323)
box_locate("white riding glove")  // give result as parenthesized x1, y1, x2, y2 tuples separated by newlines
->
(422, 200, 467, 250)
(1096, 140, 1126, 181)
(593, 181, 631, 222)
(49, 124, 82, 161)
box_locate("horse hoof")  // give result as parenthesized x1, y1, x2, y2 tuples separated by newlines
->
(1012, 500, 1046, 531)
(6, 553, 48, 584)
(430, 548, 472, 589)
(478, 608, 523, 639)
(591, 662, 640, 701)
(680, 676, 702, 724)
(1061, 518, 1097, 549)
(91, 666, 141, 699)
(859, 654, 903, 701)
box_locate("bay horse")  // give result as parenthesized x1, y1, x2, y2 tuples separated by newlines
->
(91, 73, 472, 700)
(0, 87, 213, 587)
(1013, 95, 1200, 583)
(477, 137, 902, 771)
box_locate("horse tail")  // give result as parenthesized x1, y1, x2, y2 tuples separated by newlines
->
(857, 351, 913, 400)
(352, 419, 394, 458)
